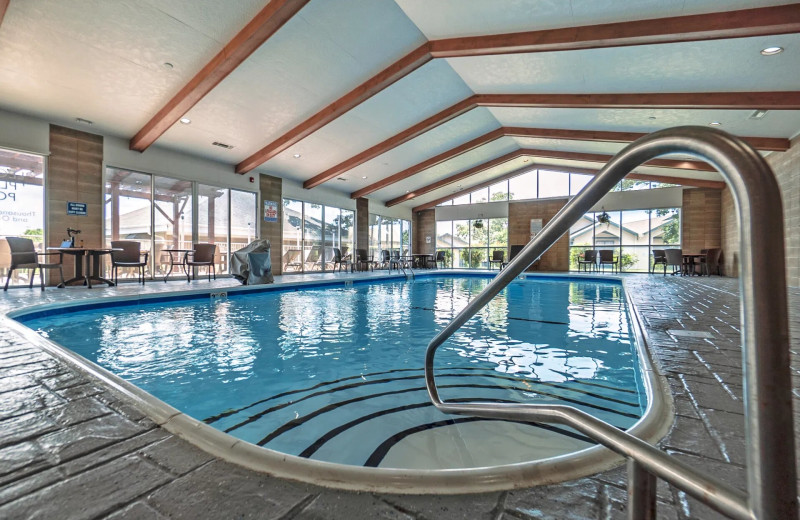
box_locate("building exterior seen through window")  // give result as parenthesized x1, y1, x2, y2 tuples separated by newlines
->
(104, 167, 257, 279)
(282, 199, 354, 273)
(368, 214, 411, 261)
(0, 148, 45, 287)
(435, 218, 508, 269)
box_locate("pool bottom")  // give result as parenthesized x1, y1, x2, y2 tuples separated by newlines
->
(6, 273, 674, 493)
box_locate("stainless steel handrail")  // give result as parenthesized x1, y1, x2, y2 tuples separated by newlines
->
(424, 126, 796, 520)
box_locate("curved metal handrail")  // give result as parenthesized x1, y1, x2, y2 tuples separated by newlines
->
(424, 126, 795, 520)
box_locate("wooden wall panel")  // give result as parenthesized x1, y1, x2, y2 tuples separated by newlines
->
(508, 198, 570, 271)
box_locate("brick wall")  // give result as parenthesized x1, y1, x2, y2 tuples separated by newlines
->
(721, 136, 800, 286)
(681, 188, 722, 256)
(508, 198, 569, 271)
(356, 198, 369, 253)
(47, 125, 103, 284)
(259, 174, 282, 275)
(413, 209, 435, 255)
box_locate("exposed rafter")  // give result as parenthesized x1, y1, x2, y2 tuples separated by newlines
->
(0, 0, 9, 28)
(411, 163, 725, 213)
(235, 4, 800, 175)
(129, 0, 311, 153)
(351, 126, 788, 199)
(389, 147, 723, 207)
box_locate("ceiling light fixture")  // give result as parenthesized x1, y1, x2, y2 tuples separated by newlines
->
(179, 117, 191, 124)
(75, 117, 93, 125)
(749, 109, 769, 120)
(709, 121, 721, 126)
(760, 46, 784, 56)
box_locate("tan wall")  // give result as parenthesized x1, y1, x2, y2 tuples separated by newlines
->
(721, 187, 739, 277)
(47, 125, 103, 284)
(681, 188, 722, 255)
(721, 136, 800, 286)
(508, 198, 569, 271)
(413, 209, 435, 255)
(259, 174, 282, 275)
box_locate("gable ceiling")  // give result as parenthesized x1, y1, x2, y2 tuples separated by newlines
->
(0, 0, 798, 211)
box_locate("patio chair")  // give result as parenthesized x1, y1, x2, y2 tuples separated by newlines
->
(331, 248, 352, 272)
(3, 237, 64, 291)
(489, 250, 505, 270)
(186, 243, 216, 281)
(110, 240, 149, 285)
(578, 249, 597, 272)
(304, 246, 323, 271)
(598, 250, 619, 273)
(390, 250, 405, 270)
(282, 249, 303, 272)
(379, 249, 391, 269)
(664, 248, 684, 276)
(651, 249, 667, 275)
(355, 249, 374, 272)
(700, 247, 722, 275)
(433, 250, 446, 269)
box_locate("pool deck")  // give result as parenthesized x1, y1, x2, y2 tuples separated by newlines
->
(0, 270, 798, 519)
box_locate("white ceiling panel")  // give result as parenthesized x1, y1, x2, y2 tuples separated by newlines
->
(140, 0, 270, 44)
(511, 137, 627, 155)
(447, 34, 800, 95)
(395, 0, 791, 39)
(490, 107, 800, 139)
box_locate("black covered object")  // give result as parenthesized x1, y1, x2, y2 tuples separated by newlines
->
(230, 239, 273, 285)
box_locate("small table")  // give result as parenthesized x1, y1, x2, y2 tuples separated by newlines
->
(51, 247, 120, 288)
(411, 253, 434, 268)
(682, 254, 704, 276)
(163, 249, 192, 282)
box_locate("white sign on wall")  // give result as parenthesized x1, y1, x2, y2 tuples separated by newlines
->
(530, 218, 543, 241)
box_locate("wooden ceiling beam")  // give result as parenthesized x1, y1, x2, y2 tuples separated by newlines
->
(305, 91, 796, 190)
(0, 0, 10, 28)
(234, 4, 799, 175)
(391, 147, 719, 208)
(429, 4, 800, 57)
(350, 124, 787, 199)
(129, 0, 311, 153)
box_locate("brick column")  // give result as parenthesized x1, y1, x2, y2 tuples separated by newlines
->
(356, 197, 369, 252)
(259, 174, 282, 275)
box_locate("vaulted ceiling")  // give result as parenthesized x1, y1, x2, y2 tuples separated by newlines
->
(1, 0, 798, 212)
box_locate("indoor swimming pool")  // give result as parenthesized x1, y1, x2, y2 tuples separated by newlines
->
(17, 275, 649, 472)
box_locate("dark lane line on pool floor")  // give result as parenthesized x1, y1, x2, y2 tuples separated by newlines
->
(255, 382, 641, 446)
(223, 372, 641, 435)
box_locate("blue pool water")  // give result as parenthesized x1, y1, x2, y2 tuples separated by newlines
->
(21, 276, 645, 469)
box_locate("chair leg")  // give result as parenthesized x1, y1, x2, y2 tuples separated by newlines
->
(58, 265, 65, 287)
(29, 267, 36, 288)
(40, 266, 45, 290)
(4, 268, 12, 291)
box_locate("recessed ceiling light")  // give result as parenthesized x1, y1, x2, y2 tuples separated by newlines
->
(362, 176, 367, 179)
(75, 117, 93, 125)
(709, 121, 721, 126)
(179, 117, 191, 124)
(163, 62, 174, 69)
(760, 46, 784, 56)
(293, 153, 301, 158)
(648, 116, 657, 120)
(336, 177, 347, 181)
(406, 190, 410, 193)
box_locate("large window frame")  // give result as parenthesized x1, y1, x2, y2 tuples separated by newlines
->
(569, 208, 681, 272)
(282, 198, 354, 274)
(435, 218, 508, 269)
(104, 166, 258, 280)
(368, 213, 411, 261)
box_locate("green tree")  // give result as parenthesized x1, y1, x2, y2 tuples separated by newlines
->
(656, 209, 680, 244)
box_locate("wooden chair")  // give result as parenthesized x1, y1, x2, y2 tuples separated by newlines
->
(110, 240, 149, 285)
(3, 237, 64, 291)
(186, 243, 216, 281)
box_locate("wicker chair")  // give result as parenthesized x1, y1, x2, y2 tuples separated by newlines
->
(651, 249, 667, 275)
(110, 240, 149, 285)
(489, 250, 505, 270)
(3, 237, 64, 291)
(578, 249, 597, 272)
(186, 243, 216, 281)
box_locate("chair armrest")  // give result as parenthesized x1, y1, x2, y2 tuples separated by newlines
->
(36, 251, 62, 256)
(141, 252, 149, 263)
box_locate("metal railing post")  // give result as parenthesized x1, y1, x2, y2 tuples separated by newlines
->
(423, 126, 796, 519)
(628, 459, 657, 520)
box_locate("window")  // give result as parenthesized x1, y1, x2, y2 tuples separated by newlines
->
(282, 199, 357, 273)
(569, 208, 681, 272)
(470, 187, 488, 203)
(104, 167, 257, 280)
(538, 170, 570, 198)
(509, 170, 537, 201)
(436, 218, 508, 270)
(368, 213, 411, 260)
(489, 180, 509, 201)
(1, 149, 46, 287)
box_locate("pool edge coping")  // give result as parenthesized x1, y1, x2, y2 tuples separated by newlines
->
(2, 272, 675, 494)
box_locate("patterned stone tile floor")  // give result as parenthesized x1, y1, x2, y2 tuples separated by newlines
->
(0, 271, 798, 519)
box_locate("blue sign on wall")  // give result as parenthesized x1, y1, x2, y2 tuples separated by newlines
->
(67, 202, 87, 216)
